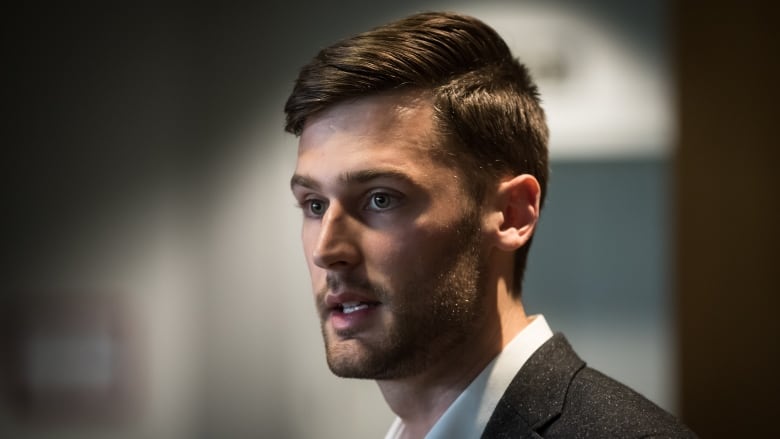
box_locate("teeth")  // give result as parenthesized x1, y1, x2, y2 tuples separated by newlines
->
(342, 301, 370, 314)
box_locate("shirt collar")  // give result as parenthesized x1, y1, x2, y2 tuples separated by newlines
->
(384, 314, 554, 439)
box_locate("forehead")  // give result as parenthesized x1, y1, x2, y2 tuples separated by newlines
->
(294, 92, 450, 181)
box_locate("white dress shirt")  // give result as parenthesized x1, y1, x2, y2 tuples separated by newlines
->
(384, 315, 554, 439)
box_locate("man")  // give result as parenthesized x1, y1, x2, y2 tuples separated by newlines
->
(285, 11, 695, 439)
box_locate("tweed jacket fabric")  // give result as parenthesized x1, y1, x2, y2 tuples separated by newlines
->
(481, 334, 696, 438)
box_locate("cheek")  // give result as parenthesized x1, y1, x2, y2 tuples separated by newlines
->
(301, 219, 323, 259)
(358, 232, 404, 280)
(301, 225, 323, 284)
(367, 227, 448, 278)
(305, 259, 327, 297)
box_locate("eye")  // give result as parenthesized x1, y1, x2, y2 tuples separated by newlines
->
(301, 198, 328, 217)
(366, 192, 400, 211)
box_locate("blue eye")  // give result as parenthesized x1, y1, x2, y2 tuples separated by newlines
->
(304, 199, 327, 217)
(367, 192, 399, 211)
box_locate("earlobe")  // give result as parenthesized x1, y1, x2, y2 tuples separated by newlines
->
(491, 175, 541, 252)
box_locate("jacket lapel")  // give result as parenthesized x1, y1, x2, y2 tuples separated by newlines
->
(481, 334, 585, 438)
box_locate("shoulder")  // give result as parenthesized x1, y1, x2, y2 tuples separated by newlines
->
(542, 366, 696, 438)
(483, 333, 697, 438)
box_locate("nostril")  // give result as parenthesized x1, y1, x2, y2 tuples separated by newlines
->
(313, 249, 356, 269)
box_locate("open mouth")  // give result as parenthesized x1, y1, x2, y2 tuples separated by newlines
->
(336, 301, 380, 314)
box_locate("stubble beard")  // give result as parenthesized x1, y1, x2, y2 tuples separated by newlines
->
(320, 212, 487, 380)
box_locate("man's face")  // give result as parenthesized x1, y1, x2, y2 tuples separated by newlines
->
(290, 92, 490, 380)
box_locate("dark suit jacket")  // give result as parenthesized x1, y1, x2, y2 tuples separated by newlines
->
(482, 334, 696, 438)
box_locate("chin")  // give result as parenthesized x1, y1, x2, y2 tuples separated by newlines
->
(324, 337, 410, 380)
(324, 338, 381, 379)
(327, 360, 402, 380)
(324, 338, 427, 381)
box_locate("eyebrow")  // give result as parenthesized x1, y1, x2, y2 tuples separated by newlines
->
(289, 174, 319, 191)
(290, 168, 416, 191)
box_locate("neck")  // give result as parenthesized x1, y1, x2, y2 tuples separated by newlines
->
(377, 358, 484, 439)
(378, 275, 529, 438)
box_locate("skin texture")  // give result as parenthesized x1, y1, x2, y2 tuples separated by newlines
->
(290, 91, 541, 438)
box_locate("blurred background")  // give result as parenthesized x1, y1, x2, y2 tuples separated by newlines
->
(2, 0, 776, 438)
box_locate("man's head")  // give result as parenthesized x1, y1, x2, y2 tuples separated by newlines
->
(285, 11, 549, 296)
(286, 11, 548, 380)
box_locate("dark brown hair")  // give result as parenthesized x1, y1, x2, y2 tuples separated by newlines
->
(284, 11, 549, 297)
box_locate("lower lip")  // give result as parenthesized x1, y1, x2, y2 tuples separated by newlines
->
(329, 305, 380, 333)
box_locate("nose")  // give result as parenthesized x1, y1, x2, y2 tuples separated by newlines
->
(311, 204, 361, 270)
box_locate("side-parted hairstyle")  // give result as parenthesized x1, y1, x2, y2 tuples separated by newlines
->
(284, 11, 549, 298)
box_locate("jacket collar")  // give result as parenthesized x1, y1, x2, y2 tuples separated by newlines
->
(481, 333, 585, 438)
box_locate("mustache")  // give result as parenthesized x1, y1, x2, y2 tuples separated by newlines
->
(317, 273, 389, 300)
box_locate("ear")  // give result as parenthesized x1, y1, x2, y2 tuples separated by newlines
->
(485, 174, 541, 252)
